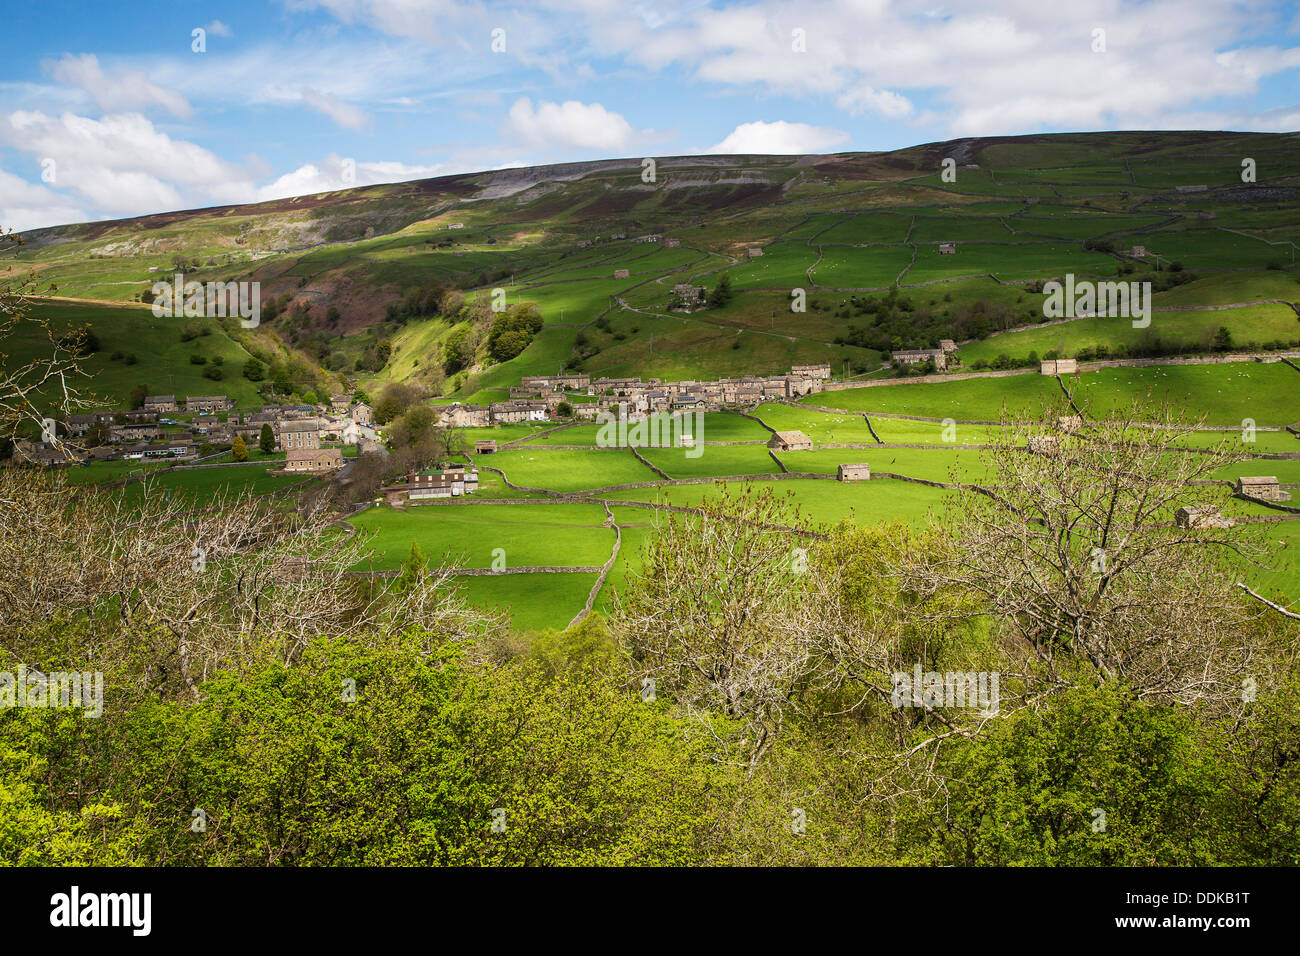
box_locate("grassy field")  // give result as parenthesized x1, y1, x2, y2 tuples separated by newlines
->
(349, 502, 614, 569)
(451, 571, 599, 632)
(19, 301, 265, 409)
(809, 373, 1062, 420)
(960, 304, 1300, 365)
(1069, 363, 1300, 426)
(484, 446, 661, 491)
(637, 444, 780, 478)
(115, 464, 304, 504)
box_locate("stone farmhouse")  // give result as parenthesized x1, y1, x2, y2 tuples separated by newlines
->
(285, 448, 342, 473)
(65, 414, 93, 436)
(1027, 436, 1060, 455)
(143, 395, 178, 413)
(938, 242, 957, 254)
(1176, 505, 1233, 529)
(1236, 476, 1290, 502)
(439, 404, 492, 428)
(891, 349, 948, 371)
(380, 467, 479, 505)
(669, 283, 708, 312)
(1041, 359, 1078, 375)
(184, 395, 233, 414)
(791, 363, 832, 380)
(522, 374, 590, 391)
(768, 430, 813, 451)
(110, 422, 165, 443)
(489, 400, 548, 424)
(838, 463, 871, 481)
(12, 440, 83, 467)
(278, 420, 321, 452)
(474, 440, 498, 454)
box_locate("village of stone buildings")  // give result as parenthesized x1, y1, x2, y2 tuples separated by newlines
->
(436, 362, 836, 428)
(15, 392, 379, 475)
(10, 351, 1291, 520)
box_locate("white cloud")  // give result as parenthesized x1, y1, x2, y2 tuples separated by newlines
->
(708, 120, 849, 155)
(329, 0, 1296, 139)
(0, 110, 255, 216)
(504, 97, 638, 151)
(300, 88, 370, 129)
(837, 83, 913, 119)
(45, 53, 192, 119)
(0, 166, 87, 231)
(256, 154, 451, 201)
(206, 19, 234, 37)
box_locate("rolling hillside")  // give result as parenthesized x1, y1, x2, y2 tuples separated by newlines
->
(4, 130, 1299, 410)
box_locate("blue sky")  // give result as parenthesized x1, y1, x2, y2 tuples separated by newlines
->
(2, 0, 1298, 230)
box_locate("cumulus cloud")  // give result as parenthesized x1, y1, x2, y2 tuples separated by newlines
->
(0, 166, 87, 231)
(299, 88, 370, 130)
(206, 19, 233, 37)
(45, 53, 192, 119)
(837, 83, 913, 119)
(309, 0, 1300, 138)
(708, 120, 849, 155)
(504, 97, 638, 151)
(0, 110, 255, 217)
(256, 155, 451, 201)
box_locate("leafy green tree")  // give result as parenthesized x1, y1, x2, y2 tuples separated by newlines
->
(485, 305, 543, 364)
(231, 434, 248, 462)
(129, 384, 149, 409)
(708, 273, 733, 308)
(259, 424, 275, 455)
(398, 540, 428, 589)
(921, 684, 1219, 865)
(243, 358, 265, 382)
(1213, 326, 1233, 351)
(443, 326, 475, 373)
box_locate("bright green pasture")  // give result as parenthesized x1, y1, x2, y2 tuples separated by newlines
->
(637, 444, 779, 479)
(349, 502, 614, 569)
(904, 243, 1114, 284)
(601, 477, 952, 527)
(811, 246, 915, 288)
(24, 301, 263, 409)
(114, 464, 302, 504)
(959, 304, 1300, 365)
(810, 373, 1062, 420)
(484, 446, 660, 491)
(751, 402, 878, 443)
(451, 571, 598, 632)
(728, 243, 818, 289)
(816, 213, 913, 245)
(776, 446, 993, 483)
(1069, 364, 1299, 426)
